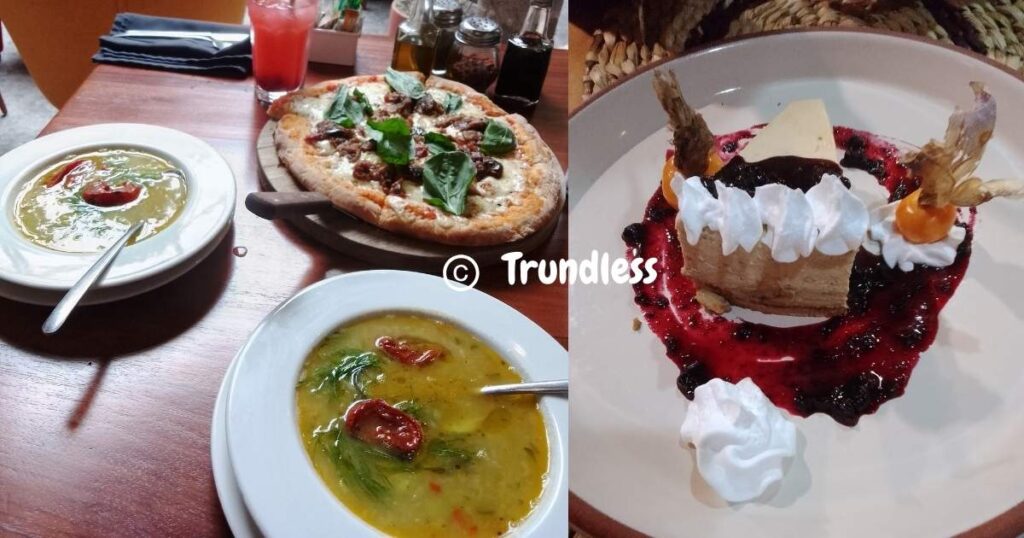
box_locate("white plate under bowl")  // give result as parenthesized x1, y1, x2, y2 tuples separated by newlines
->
(569, 30, 1024, 536)
(0, 123, 235, 305)
(211, 347, 263, 538)
(225, 270, 568, 537)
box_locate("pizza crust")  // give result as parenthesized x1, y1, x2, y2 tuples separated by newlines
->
(273, 114, 385, 226)
(268, 73, 565, 246)
(268, 74, 402, 120)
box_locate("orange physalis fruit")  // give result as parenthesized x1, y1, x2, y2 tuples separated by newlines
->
(661, 151, 725, 209)
(894, 188, 957, 244)
(661, 157, 679, 208)
(706, 151, 725, 175)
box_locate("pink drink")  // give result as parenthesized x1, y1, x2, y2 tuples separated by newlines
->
(248, 0, 317, 104)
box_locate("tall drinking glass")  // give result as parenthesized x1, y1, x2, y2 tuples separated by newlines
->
(248, 0, 317, 105)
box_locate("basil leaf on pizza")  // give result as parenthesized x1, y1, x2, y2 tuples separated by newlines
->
(480, 120, 517, 156)
(385, 68, 425, 100)
(352, 89, 372, 113)
(444, 93, 463, 114)
(423, 151, 475, 216)
(425, 132, 457, 155)
(326, 86, 372, 128)
(366, 118, 412, 165)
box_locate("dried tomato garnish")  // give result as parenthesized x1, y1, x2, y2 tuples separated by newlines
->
(375, 336, 444, 366)
(46, 159, 88, 187)
(81, 180, 142, 207)
(345, 399, 423, 459)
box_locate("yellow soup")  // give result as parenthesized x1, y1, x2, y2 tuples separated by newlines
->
(14, 148, 188, 253)
(296, 313, 549, 537)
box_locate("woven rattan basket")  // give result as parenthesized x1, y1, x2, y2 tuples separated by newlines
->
(579, 0, 1024, 101)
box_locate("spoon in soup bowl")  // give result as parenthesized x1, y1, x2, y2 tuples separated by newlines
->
(480, 379, 567, 396)
(42, 222, 143, 334)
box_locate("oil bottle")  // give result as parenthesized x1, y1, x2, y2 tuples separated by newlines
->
(391, 0, 437, 76)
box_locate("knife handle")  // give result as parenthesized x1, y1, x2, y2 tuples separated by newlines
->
(245, 191, 334, 220)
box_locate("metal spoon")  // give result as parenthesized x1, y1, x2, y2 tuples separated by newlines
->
(42, 222, 143, 335)
(480, 380, 567, 396)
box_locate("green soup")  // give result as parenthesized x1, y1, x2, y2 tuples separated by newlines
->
(296, 313, 549, 537)
(14, 148, 188, 253)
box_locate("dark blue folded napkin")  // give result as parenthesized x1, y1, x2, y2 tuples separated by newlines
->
(93, 13, 252, 77)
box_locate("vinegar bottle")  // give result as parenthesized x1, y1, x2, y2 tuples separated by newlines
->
(493, 0, 554, 114)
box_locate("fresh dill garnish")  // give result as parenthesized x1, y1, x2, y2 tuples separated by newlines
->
(394, 399, 435, 427)
(420, 436, 475, 472)
(304, 350, 379, 398)
(394, 399, 423, 416)
(314, 420, 409, 501)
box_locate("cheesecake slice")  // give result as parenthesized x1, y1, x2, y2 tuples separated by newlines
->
(739, 100, 837, 162)
(679, 228, 858, 317)
(655, 86, 867, 317)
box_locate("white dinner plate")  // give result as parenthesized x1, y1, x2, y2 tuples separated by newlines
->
(225, 270, 568, 537)
(569, 30, 1024, 537)
(211, 347, 263, 538)
(0, 123, 235, 305)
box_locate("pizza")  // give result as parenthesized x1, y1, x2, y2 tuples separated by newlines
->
(267, 69, 565, 246)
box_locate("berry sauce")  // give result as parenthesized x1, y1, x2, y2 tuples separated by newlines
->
(711, 156, 846, 195)
(624, 127, 974, 426)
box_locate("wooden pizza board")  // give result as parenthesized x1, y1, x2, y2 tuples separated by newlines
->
(253, 121, 562, 269)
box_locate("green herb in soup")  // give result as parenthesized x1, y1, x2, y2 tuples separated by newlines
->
(13, 149, 188, 253)
(296, 313, 548, 538)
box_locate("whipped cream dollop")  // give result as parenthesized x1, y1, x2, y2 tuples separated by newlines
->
(680, 378, 797, 503)
(754, 183, 816, 262)
(671, 173, 869, 262)
(863, 202, 966, 271)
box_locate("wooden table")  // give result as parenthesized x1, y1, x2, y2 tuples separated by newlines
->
(0, 35, 567, 537)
